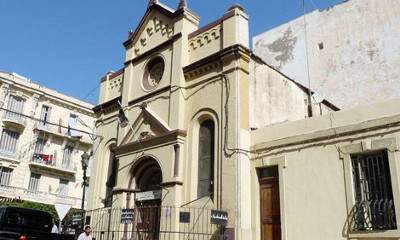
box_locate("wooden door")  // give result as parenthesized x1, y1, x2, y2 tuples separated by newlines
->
(260, 178, 281, 240)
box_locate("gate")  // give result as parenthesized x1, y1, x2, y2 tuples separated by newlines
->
(85, 206, 228, 240)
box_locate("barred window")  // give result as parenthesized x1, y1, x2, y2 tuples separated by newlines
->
(59, 179, 68, 196)
(28, 173, 40, 191)
(62, 145, 73, 169)
(0, 167, 12, 186)
(197, 120, 215, 199)
(351, 151, 397, 230)
(0, 129, 20, 158)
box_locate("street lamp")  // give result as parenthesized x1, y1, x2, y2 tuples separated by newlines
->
(80, 152, 90, 231)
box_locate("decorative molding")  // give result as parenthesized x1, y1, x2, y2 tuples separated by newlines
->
(30, 93, 40, 117)
(46, 134, 53, 147)
(188, 27, 221, 52)
(0, 84, 9, 107)
(92, 96, 122, 113)
(108, 75, 123, 91)
(133, 17, 174, 57)
(128, 85, 172, 106)
(160, 181, 183, 187)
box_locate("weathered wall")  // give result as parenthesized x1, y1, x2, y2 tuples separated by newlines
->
(253, 0, 400, 109)
(249, 58, 334, 129)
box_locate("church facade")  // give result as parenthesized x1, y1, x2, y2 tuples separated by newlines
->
(88, 1, 400, 240)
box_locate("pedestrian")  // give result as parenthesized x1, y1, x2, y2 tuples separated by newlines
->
(77, 226, 92, 240)
(51, 219, 59, 233)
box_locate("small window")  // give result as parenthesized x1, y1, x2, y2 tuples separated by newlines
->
(0, 167, 12, 186)
(59, 179, 69, 196)
(0, 129, 20, 158)
(28, 173, 40, 191)
(197, 120, 215, 199)
(351, 151, 396, 230)
(68, 114, 80, 137)
(318, 42, 324, 50)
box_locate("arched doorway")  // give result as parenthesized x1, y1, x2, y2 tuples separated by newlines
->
(132, 159, 162, 240)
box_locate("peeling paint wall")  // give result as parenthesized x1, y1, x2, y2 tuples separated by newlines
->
(253, 0, 400, 109)
(249, 59, 334, 129)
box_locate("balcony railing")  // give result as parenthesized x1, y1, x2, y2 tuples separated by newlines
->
(0, 185, 84, 209)
(30, 154, 76, 174)
(4, 111, 26, 126)
(352, 199, 397, 230)
(31, 153, 55, 166)
(0, 149, 17, 159)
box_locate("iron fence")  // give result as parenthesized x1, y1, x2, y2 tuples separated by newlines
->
(85, 206, 228, 240)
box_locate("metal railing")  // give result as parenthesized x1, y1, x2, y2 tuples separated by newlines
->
(4, 111, 26, 125)
(85, 206, 228, 240)
(0, 185, 84, 209)
(352, 199, 397, 230)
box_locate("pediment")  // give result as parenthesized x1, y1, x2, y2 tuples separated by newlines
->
(120, 105, 170, 145)
(125, 3, 176, 56)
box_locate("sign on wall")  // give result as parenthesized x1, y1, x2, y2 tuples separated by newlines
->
(121, 209, 135, 223)
(210, 210, 228, 226)
(179, 212, 190, 223)
(72, 213, 82, 226)
(135, 190, 162, 201)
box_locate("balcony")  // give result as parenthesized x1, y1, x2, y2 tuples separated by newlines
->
(29, 153, 77, 176)
(0, 150, 17, 159)
(2, 112, 26, 129)
(0, 185, 84, 209)
(34, 122, 92, 145)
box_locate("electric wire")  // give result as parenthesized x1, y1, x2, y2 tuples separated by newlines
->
(302, 0, 314, 117)
(0, 107, 102, 140)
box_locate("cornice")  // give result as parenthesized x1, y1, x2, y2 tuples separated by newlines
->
(93, 96, 122, 113)
(113, 129, 187, 154)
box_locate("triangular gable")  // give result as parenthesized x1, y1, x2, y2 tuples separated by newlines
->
(120, 104, 170, 145)
(123, 2, 182, 54)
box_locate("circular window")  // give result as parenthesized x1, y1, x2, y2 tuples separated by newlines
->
(142, 57, 165, 91)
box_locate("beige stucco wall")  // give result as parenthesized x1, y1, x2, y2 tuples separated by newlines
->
(251, 98, 400, 240)
(0, 71, 95, 209)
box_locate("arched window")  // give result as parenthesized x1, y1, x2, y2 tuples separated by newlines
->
(197, 120, 215, 199)
(105, 148, 117, 207)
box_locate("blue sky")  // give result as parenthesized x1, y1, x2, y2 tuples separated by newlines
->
(0, 0, 344, 105)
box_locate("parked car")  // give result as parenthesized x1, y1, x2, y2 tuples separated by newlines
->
(0, 206, 74, 240)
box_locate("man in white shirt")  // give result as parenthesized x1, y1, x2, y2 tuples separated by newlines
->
(77, 226, 92, 240)
(51, 219, 58, 233)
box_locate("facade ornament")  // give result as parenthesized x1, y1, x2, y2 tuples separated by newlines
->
(74, 140, 80, 154)
(148, 0, 158, 8)
(30, 94, 40, 117)
(177, 0, 187, 9)
(46, 134, 53, 147)
(0, 84, 9, 107)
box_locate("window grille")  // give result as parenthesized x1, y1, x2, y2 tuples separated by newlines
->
(6, 95, 25, 121)
(197, 120, 215, 199)
(351, 151, 397, 230)
(34, 138, 46, 154)
(0, 129, 20, 158)
(59, 179, 68, 196)
(28, 173, 40, 191)
(0, 167, 12, 186)
(62, 145, 73, 169)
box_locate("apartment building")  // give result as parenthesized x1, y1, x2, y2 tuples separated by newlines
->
(0, 71, 95, 209)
